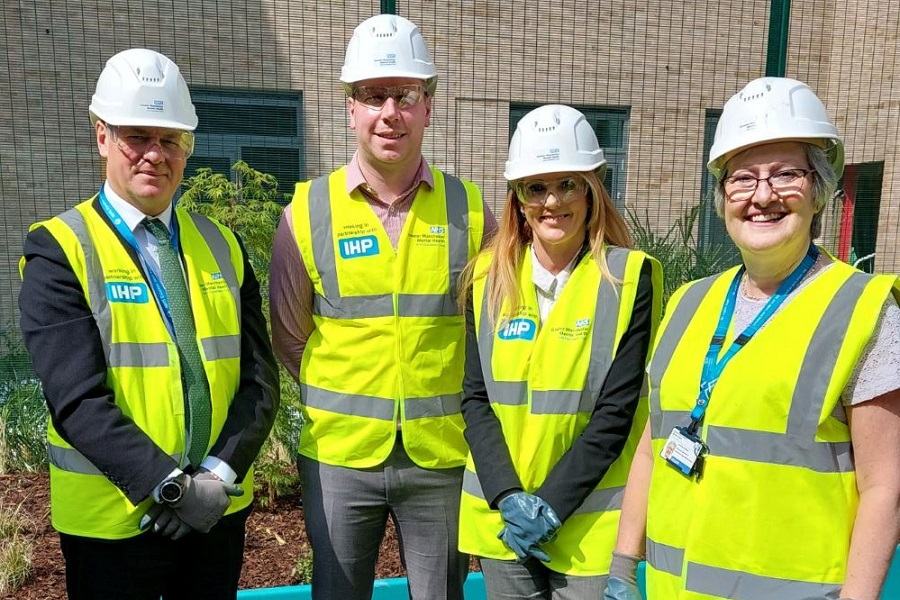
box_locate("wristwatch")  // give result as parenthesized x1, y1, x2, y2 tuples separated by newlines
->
(159, 473, 188, 504)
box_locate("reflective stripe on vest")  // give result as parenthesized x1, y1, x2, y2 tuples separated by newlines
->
(646, 538, 684, 577)
(646, 539, 840, 598)
(48, 444, 182, 477)
(462, 469, 625, 516)
(55, 208, 241, 368)
(299, 383, 461, 421)
(307, 174, 469, 319)
(649, 271, 868, 472)
(110, 342, 169, 367)
(477, 248, 628, 412)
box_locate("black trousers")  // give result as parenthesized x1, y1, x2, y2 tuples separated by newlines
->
(59, 505, 251, 600)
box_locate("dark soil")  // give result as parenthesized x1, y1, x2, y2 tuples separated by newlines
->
(0, 472, 426, 599)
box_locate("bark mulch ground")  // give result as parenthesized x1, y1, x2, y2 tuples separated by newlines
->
(1, 472, 419, 599)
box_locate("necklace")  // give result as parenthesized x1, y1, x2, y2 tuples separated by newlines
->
(741, 254, 823, 302)
(740, 274, 770, 301)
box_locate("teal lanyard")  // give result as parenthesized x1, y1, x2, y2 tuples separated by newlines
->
(98, 187, 179, 334)
(687, 245, 819, 434)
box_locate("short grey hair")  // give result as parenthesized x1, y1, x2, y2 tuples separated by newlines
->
(712, 143, 839, 238)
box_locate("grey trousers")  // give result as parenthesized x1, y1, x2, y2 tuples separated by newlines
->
(480, 557, 608, 600)
(299, 439, 468, 600)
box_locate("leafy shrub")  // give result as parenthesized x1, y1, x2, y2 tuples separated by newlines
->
(292, 550, 313, 585)
(0, 339, 48, 474)
(181, 162, 302, 504)
(627, 200, 735, 304)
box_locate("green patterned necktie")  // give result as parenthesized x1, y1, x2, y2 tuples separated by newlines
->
(144, 218, 212, 467)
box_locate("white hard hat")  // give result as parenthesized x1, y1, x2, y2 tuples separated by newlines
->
(708, 77, 843, 178)
(340, 14, 437, 94)
(505, 105, 606, 181)
(89, 48, 198, 131)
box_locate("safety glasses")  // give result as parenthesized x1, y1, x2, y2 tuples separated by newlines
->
(351, 84, 426, 111)
(514, 175, 588, 207)
(108, 124, 195, 161)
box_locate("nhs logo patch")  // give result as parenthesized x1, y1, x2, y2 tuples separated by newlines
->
(339, 235, 380, 259)
(575, 318, 591, 328)
(106, 282, 150, 304)
(430, 226, 446, 234)
(498, 318, 537, 341)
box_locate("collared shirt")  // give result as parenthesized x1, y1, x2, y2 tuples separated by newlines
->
(531, 246, 579, 323)
(270, 156, 498, 383)
(102, 182, 236, 489)
(102, 182, 174, 282)
(345, 152, 436, 247)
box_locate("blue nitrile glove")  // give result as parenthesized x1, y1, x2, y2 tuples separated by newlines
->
(603, 577, 643, 600)
(603, 551, 643, 600)
(497, 492, 561, 562)
(497, 525, 541, 563)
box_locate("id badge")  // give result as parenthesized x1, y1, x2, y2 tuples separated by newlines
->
(661, 427, 706, 478)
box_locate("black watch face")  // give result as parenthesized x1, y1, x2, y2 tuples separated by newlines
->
(161, 481, 182, 503)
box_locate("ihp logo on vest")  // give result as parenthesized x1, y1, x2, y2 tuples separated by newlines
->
(339, 235, 380, 259)
(106, 282, 150, 303)
(498, 318, 537, 341)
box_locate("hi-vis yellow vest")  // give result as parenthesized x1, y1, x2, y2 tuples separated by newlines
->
(459, 247, 662, 575)
(645, 257, 900, 599)
(290, 167, 484, 469)
(34, 198, 253, 540)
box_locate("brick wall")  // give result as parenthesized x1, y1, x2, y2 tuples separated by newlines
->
(1, 0, 897, 336)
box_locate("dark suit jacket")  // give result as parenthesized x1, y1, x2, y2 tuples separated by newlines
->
(19, 197, 280, 506)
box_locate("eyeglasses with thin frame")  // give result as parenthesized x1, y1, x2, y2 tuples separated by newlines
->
(722, 168, 812, 203)
(107, 124, 195, 161)
(351, 84, 426, 111)
(514, 175, 588, 207)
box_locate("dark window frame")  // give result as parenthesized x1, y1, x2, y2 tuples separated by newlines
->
(187, 88, 304, 200)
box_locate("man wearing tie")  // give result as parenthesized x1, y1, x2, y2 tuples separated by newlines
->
(19, 48, 279, 599)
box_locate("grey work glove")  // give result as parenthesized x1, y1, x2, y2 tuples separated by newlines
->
(139, 503, 192, 540)
(603, 551, 643, 600)
(171, 471, 244, 533)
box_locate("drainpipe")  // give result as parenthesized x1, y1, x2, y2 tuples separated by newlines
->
(766, 0, 791, 76)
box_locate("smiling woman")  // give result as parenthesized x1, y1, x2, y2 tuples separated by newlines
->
(456, 104, 662, 600)
(609, 77, 900, 600)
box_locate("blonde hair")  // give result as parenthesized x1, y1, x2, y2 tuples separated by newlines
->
(459, 170, 632, 322)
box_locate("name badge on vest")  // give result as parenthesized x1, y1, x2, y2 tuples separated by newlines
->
(662, 426, 707, 479)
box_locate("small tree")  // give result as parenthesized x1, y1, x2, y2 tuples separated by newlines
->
(181, 161, 302, 505)
(180, 161, 286, 295)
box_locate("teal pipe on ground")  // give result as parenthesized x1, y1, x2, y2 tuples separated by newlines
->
(238, 550, 900, 599)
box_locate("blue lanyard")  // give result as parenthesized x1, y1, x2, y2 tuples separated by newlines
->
(98, 187, 179, 333)
(688, 245, 819, 434)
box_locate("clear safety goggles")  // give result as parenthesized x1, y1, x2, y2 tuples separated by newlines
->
(107, 124, 195, 161)
(514, 175, 588, 207)
(351, 84, 426, 111)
